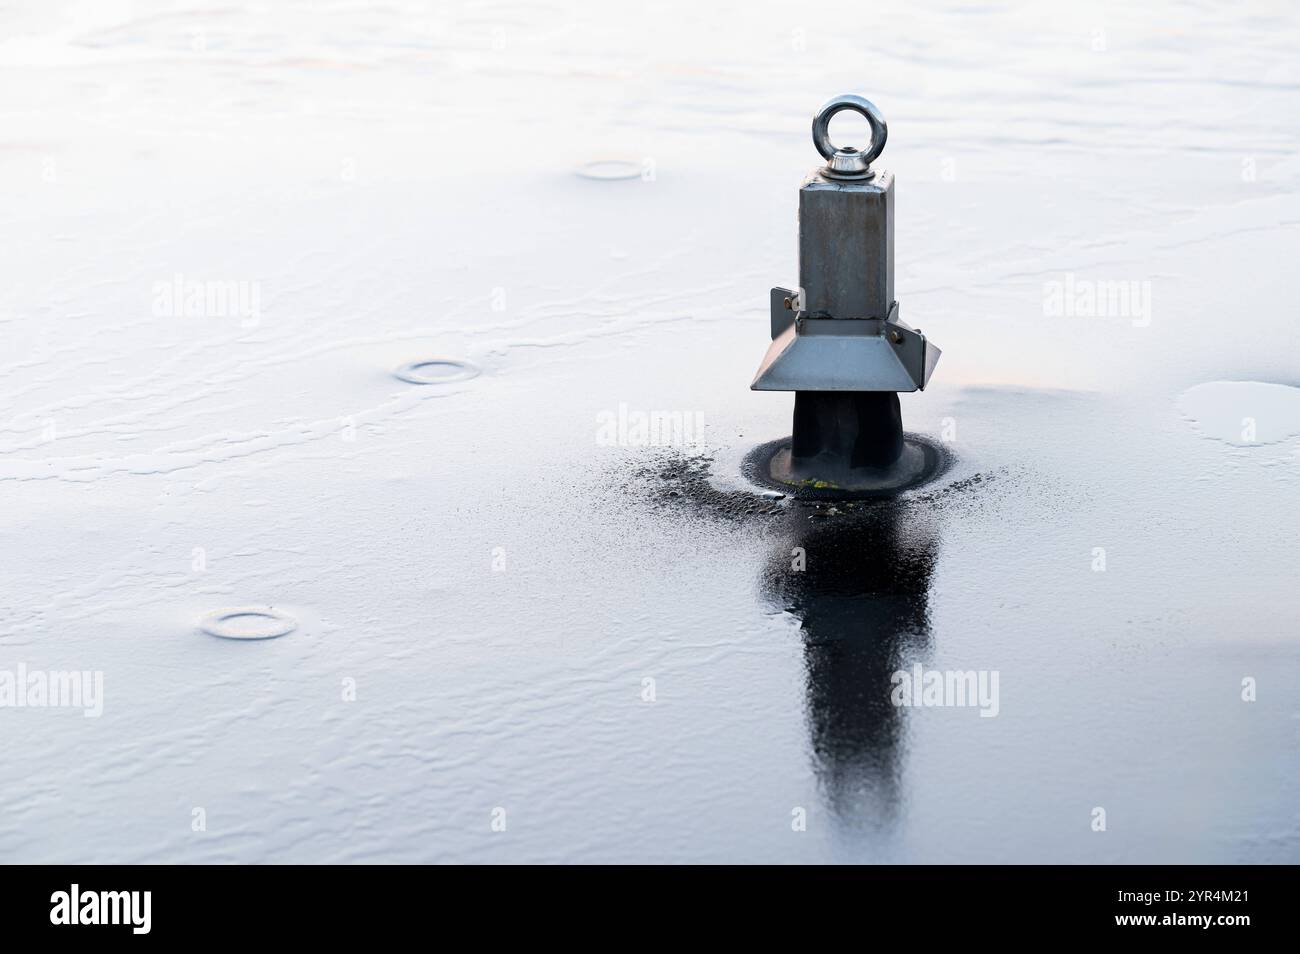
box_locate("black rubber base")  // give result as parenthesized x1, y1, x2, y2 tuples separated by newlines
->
(743, 433, 950, 501)
(792, 391, 903, 471)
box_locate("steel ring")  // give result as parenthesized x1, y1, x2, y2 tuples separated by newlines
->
(811, 94, 888, 174)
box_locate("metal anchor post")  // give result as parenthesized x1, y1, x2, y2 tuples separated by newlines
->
(751, 94, 940, 490)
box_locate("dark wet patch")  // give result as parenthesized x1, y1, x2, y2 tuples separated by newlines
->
(761, 481, 941, 828)
(633, 452, 785, 522)
(632, 444, 990, 528)
(621, 446, 1005, 829)
(910, 468, 999, 504)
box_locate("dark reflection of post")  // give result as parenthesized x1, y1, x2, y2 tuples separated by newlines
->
(762, 503, 938, 828)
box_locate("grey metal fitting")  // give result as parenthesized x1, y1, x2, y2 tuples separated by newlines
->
(751, 95, 939, 394)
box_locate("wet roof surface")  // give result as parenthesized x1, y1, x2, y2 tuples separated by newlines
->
(1, 0, 1297, 862)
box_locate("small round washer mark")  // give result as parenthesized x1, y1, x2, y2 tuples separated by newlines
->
(393, 359, 480, 385)
(575, 159, 642, 181)
(199, 606, 297, 640)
